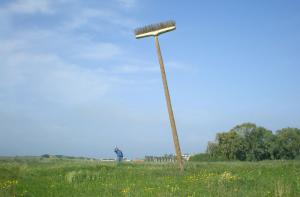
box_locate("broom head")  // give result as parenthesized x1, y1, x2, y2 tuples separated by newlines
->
(134, 20, 176, 39)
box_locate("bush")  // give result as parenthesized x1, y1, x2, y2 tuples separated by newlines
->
(189, 153, 228, 162)
(41, 154, 50, 158)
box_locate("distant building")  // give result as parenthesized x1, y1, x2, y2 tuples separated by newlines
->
(182, 154, 191, 161)
(100, 158, 115, 162)
(132, 159, 144, 163)
(145, 153, 191, 162)
(123, 157, 131, 162)
(144, 155, 176, 163)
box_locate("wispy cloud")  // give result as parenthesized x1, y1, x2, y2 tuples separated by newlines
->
(2, 0, 55, 14)
(0, 51, 110, 106)
(117, 0, 137, 9)
(78, 43, 122, 60)
(112, 59, 158, 74)
(65, 8, 137, 32)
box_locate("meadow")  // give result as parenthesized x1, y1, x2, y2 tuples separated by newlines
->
(0, 157, 299, 197)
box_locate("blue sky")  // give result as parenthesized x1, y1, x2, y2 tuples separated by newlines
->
(0, 0, 299, 159)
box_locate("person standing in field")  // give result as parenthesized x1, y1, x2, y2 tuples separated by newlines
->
(114, 147, 123, 163)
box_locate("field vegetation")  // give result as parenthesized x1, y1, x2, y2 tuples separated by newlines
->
(0, 157, 300, 197)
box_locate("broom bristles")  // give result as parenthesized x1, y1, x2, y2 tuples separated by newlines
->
(134, 20, 176, 36)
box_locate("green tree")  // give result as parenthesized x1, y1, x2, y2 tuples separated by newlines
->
(273, 128, 300, 159)
(231, 123, 273, 161)
(214, 131, 246, 160)
(207, 123, 274, 161)
(205, 123, 300, 161)
(245, 126, 273, 160)
(231, 123, 257, 138)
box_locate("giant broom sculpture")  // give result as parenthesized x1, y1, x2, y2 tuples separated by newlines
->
(134, 20, 184, 171)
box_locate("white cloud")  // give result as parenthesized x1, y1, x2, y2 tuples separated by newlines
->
(40, 59, 109, 105)
(65, 8, 137, 32)
(79, 43, 122, 60)
(0, 48, 110, 105)
(117, 0, 137, 9)
(0, 39, 28, 54)
(4, 0, 54, 14)
(112, 61, 158, 74)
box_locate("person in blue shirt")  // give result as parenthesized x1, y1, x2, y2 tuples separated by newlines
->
(114, 147, 123, 163)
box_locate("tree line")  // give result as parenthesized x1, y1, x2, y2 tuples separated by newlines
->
(191, 123, 300, 161)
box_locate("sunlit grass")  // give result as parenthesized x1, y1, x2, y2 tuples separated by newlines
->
(0, 158, 299, 196)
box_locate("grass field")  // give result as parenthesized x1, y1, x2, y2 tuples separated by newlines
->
(0, 157, 300, 197)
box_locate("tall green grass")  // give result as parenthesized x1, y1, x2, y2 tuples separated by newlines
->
(0, 157, 299, 196)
